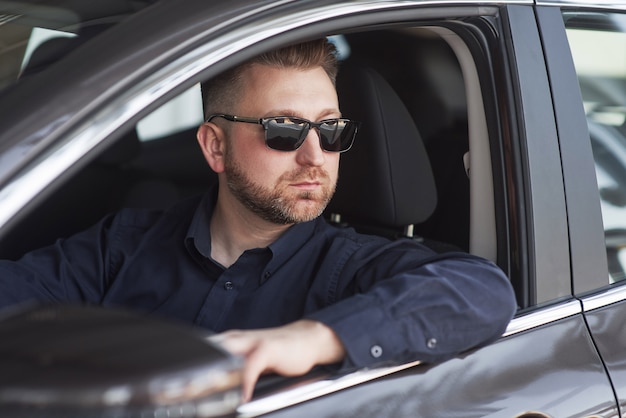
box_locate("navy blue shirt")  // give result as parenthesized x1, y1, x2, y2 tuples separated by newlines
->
(0, 189, 516, 368)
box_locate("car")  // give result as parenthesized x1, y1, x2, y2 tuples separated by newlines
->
(0, 0, 625, 416)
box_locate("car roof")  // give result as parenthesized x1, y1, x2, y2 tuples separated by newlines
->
(0, 0, 284, 179)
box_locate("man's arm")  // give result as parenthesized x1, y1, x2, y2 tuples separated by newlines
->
(0, 217, 114, 308)
(210, 319, 345, 402)
(212, 249, 516, 402)
(308, 252, 517, 368)
(0, 208, 164, 309)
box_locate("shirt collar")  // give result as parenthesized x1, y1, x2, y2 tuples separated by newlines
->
(185, 185, 319, 271)
(185, 186, 218, 259)
(265, 218, 317, 274)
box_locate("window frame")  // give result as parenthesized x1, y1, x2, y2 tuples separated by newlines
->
(500, 4, 573, 306)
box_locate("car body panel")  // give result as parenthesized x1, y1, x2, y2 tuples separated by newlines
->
(502, 4, 572, 305)
(536, 5, 609, 296)
(584, 293, 626, 414)
(246, 313, 615, 417)
(0, 0, 624, 416)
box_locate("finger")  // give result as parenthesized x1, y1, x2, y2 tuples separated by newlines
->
(206, 334, 226, 345)
(212, 332, 257, 355)
(240, 347, 268, 402)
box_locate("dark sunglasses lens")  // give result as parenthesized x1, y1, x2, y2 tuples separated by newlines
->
(265, 118, 307, 151)
(319, 120, 357, 152)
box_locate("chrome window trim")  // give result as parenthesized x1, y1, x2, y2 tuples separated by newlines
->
(582, 284, 626, 312)
(536, 0, 626, 10)
(503, 299, 581, 336)
(237, 360, 422, 418)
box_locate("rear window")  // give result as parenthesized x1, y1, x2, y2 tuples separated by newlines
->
(0, 0, 155, 92)
(564, 11, 626, 283)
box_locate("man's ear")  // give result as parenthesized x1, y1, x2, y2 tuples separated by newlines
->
(197, 122, 226, 173)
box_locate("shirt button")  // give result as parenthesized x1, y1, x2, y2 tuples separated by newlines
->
(427, 338, 438, 349)
(224, 281, 234, 290)
(370, 345, 383, 358)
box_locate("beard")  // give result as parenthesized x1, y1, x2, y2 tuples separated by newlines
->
(223, 151, 336, 225)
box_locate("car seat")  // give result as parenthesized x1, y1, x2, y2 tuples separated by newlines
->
(326, 64, 449, 249)
(342, 30, 471, 251)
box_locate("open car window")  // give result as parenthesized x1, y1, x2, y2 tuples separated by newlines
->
(0, 26, 482, 262)
(0, 18, 505, 409)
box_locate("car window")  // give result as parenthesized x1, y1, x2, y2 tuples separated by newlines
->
(20, 27, 76, 70)
(134, 35, 350, 142)
(564, 11, 626, 283)
(0, 0, 154, 92)
(136, 84, 204, 141)
(0, 25, 478, 263)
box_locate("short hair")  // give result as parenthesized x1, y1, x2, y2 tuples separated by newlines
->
(201, 38, 338, 119)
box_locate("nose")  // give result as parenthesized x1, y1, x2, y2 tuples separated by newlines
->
(295, 128, 326, 166)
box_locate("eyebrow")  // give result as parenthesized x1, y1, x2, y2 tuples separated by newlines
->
(264, 108, 342, 120)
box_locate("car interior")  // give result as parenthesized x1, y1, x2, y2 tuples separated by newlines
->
(0, 0, 519, 306)
(0, 27, 478, 259)
(0, 3, 521, 404)
(0, 21, 514, 301)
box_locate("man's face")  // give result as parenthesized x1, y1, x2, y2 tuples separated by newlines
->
(222, 64, 341, 225)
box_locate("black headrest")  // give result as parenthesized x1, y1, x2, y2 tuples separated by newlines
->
(326, 64, 437, 229)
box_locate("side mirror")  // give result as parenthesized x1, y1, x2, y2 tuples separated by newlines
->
(0, 304, 242, 417)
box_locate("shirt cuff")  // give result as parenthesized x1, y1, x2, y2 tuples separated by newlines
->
(305, 294, 431, 370)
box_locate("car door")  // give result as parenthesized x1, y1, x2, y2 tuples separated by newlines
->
(226, 3, 619, 417)
(549, 2, 626, 416)
(0, 1, 619, 417)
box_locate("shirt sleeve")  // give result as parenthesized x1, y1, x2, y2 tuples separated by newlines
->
(305, 240, 517, 369)
(0, 208, 167, 310)
(0, 214, 118, 309)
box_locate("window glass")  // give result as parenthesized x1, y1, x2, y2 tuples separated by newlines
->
(564, 11, 626, 283)
(134, 35, 352, 142)
(0, 1, 153, 92)
(21, 27, 76, 71)
(136, 85, 204, 141)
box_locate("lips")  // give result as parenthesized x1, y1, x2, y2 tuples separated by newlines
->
(291, 181, 322, 190)
(283, 167, 329, 190)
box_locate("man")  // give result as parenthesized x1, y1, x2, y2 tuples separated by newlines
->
(0, 39, 516, 402)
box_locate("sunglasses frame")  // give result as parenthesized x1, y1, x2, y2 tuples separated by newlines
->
(206, 114, 358, 153)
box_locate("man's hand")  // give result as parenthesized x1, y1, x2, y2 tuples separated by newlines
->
(209, 320, 345, 402)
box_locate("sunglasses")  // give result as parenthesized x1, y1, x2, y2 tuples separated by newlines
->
(206, 114, 358, 153)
